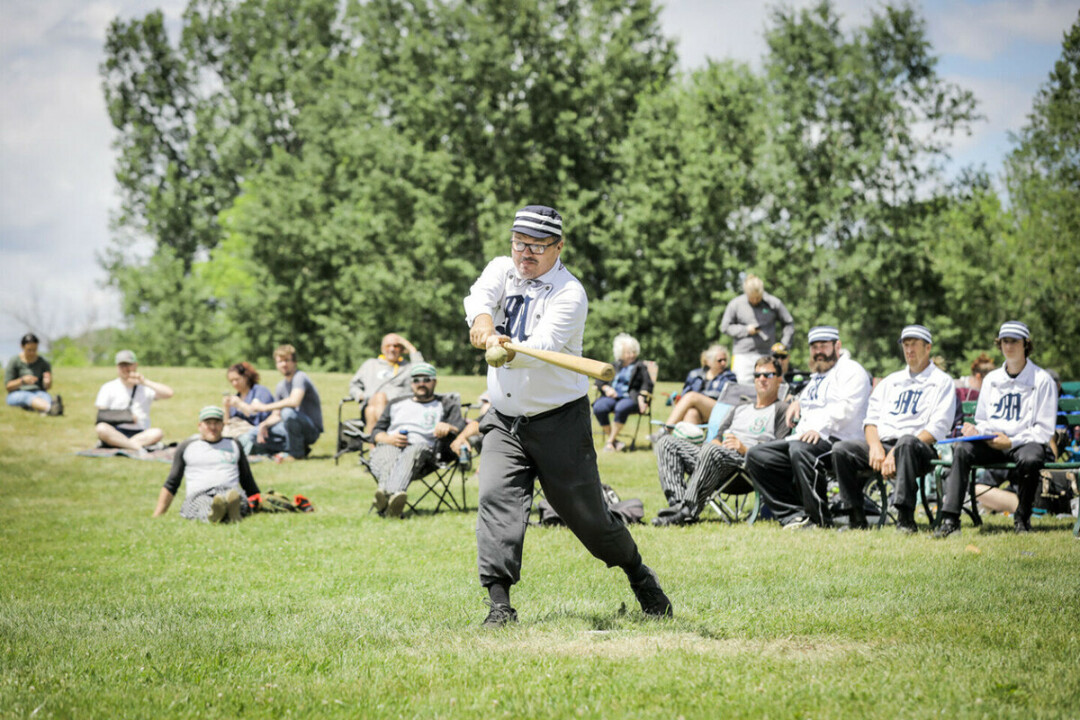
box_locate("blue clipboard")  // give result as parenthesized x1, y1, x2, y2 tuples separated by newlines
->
(937, 434, 997, 444)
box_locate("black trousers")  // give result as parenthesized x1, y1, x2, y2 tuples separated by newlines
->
(475, 396, 642, 587)
(832, 435, 936, 514)
(745, 437, 834, 526)
(941, 440, 1051, 520)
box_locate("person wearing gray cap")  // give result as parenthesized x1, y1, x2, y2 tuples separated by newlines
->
(934, 321, 1058, 537)
(464, 205, 672, 627)
(831, 325, 956, 533)
(94, 350, 174, 452)
(153, 406, 261, 523)
(745, 326, 871, 529)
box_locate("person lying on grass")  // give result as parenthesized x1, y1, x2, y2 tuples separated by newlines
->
(153, 406, 260, 524)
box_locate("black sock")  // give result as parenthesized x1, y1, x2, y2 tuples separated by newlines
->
(487, 583, 511, 607)
(622, 560, 647, 584)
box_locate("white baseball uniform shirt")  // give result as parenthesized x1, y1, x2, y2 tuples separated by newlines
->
(464, 256, 589, 417)
(864, 363, 956, 442)
(973, 360, 1057, 446)
(792, 353, 871, 442)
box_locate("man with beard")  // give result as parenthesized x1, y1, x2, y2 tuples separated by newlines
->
(368, 362, 466, 518)
(830, 325, 956, 533)
(745, 326, 871, 529)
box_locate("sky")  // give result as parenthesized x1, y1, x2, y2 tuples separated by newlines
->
(0, 0, 1076, 363)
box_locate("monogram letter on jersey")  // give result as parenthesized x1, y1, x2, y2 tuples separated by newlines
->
(991, 393, 1022, 422)
(889, 389, 924, 416)
(497, 295, 533, 341)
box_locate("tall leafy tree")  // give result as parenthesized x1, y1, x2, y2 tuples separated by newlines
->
(753, 1, 979, 374)
(1003, 12, 1080, 377)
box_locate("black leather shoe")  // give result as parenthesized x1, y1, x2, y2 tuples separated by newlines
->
(482, 602, 518, 628)
(932, 517, 960, 539)
(1014, 516, 1032, 533)
(630, 566, 673, 618)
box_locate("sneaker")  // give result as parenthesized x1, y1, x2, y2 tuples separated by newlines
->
(932, 517, 961, 539)
(837, 521, 869, 532)
(374, 488, 389, 514)
(612, 440, 627, 452)
(481, 602, 518, 628)
(209, 495, 227, 523)
(630, 566, 673, 618)
(1014, 516, 1032, 534)
(144, 442, 165, 453)
(48, 394, 64, 416)
(225, 490, 242, 523)
(784, 516, 814, 531)
(387, 491, 408, 518)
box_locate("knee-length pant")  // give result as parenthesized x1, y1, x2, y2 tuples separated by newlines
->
(745, 437, 834, 526)
(655, 435, 745, 516)
(476, 396, 642, 588)
(831, 435, 935, 513)
(941, 440, 1050, 519)
(369, 443, 436, 495)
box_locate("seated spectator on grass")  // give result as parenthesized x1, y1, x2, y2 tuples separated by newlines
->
(5, 333, 62, 416)
(348, 333, 424, 434)
(831, 325, 956, 533)
(94, 350, 174, 452)
(593, 333, 653, 452)
(369, 363, 466, 518)
(661, 344, 737, 428)
(221, 361, 274, 447)
(246, 344, 323, 462)
(745, 326, 871, 530)
(152, 406, 260, 523)
(935, 321, 1057, 538)
(653, 356, 790, 526)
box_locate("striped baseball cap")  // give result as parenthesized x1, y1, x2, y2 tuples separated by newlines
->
(900, 325, 932, 343)
(997, 321, 1030, 340)
(807, 326, 840, 344)
(410, 362, 437, 378)
(512, 205, 563, 239)
(199, 406, 224, 421)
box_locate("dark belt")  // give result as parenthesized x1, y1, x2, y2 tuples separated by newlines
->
(494, 396, 587, 436)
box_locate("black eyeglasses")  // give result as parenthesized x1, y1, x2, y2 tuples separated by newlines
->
(411, 377, 435, 384)
(511, 238, 560, 255)
(754, 371, 779, 379)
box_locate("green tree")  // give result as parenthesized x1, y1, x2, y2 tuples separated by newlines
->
(1003, 12, 1080, 378)
(752, 1, 979, 375)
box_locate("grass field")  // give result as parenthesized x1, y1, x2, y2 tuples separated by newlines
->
(2, 366, 1078, 719)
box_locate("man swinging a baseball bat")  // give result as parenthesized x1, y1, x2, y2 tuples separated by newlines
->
(463, 204, 673, 627)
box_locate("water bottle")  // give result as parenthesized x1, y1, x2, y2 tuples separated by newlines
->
(458, 446, 470, 464)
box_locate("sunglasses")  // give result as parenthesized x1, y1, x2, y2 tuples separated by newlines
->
(411, 377, 435, 384)
(754, 371, 779, 379)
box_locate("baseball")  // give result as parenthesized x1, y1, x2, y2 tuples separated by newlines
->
(485, 345, 510, 368)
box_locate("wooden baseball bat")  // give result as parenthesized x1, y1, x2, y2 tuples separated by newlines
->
(503, 342, 616, 382)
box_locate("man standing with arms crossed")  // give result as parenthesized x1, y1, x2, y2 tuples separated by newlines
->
(464, 205, 672, 627)
(831, 325, 956, 532)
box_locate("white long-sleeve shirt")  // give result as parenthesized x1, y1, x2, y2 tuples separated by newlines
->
(793, 353, 871, 442)
(864, 363, 956, 442)
(974, 360, 1057, 446)
(463, 256, 589, 417)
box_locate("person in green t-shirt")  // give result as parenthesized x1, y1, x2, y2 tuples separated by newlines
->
(5, 333, 62, 415)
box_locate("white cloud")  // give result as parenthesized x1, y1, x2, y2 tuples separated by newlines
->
(927, 0, 1076, 61)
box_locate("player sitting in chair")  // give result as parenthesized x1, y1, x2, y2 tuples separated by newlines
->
(830, 325, 956, 533)
(652, 355, 790, 526)
(934, 321, 1058, 537)
(368, 362, 465, 518)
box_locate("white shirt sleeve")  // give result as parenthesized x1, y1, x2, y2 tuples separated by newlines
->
(463, 258, 511, 327)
